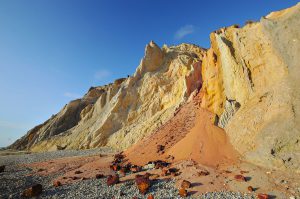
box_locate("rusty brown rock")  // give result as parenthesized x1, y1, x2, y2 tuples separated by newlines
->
(53, 181, 62, 187)
(181, 180, 191, 189)
(22, 184, 42, 197)
(178, 188, 188, 197)
(147, 194, 154, 199)
(198, 170, 210, 176)
(257, 193, 269, 199)
(234, 175, 246, 182)
(107, 174, 119, 186)
(161, 168, 169, 176)
(135, 174, 151, 194)
(130, 165, 142, 173)
(247, 186, 254, 192)
(110, 164, 121, 171)
(156, 145, 165, 152)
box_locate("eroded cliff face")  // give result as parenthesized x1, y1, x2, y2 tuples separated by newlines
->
(11, 3, 300, 172)
(11, 41, 205, 152)
(201, 3, 300, 171)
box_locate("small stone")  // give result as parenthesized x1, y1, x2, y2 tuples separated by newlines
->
(53, 181, 62, 187)
(181, 180, 191, 189)
(22, 184, 43, 197)
(257, 193, 269, 199)
(135, 174, 151, 194)
(107, 174, 120, 186)
(234, 175, 246, 182)
(157, 145, 165, 152)
(198, 170, 210, 176)
(130, 165, 142, 173)
(147, 194, 154, 199)
(179, 188, 188, 197)
(247, 186, 253, 192)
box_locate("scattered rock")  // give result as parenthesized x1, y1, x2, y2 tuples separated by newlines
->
(135, 174, 151, 194)
(118, 168, 126, 177)
(198, 170, 210, 176)
(168, 168, 179, 176)
(181, 180, 191, 189)
(0, 165, 5, 173)
(178, 188, 188, 197)
(154, 160, 169, 169)
(53, 180, 62, 187)
(22, 184, 43, 197)
(130, 165, 142, 173)
(107, 174, 120, 186)
(161, 168, 169, 176)
(247, 186, 253, 192)
(257, 193, 269, 199)
(234, 175, 246, 182)
(110, 164, 121, 171)
(156, 145, 165, 153)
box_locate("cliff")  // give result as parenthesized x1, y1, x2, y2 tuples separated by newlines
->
(201, 3, 300, 171)
(11, 42, 205, 152)
(11, 3, 300, 172)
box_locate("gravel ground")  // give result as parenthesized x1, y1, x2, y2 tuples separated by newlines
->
(0, 149, 256, 199)
(0, 147, 116, 166)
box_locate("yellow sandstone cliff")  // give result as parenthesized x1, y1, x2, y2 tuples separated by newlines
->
(201, 3, 300, 171)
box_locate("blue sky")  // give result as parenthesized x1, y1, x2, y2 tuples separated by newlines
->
(0, 0, 298, 147)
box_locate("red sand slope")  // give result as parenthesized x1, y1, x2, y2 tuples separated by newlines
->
(125, 91, 238, 167)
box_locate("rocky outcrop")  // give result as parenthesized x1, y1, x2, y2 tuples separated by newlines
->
(201, 3, 300, 171)
(11, 41, 205, 151)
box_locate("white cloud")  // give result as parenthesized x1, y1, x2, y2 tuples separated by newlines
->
(174, 25, 196, 40)
(63, 92, 81, 99)
(94, 69, 111, 80)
